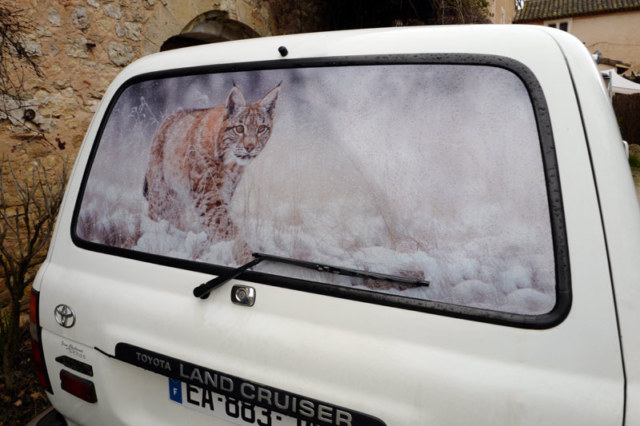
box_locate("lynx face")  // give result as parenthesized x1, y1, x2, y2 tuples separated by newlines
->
(219, 86, 279, 165)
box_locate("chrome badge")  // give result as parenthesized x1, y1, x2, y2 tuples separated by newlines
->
(54, 304, 76, 328)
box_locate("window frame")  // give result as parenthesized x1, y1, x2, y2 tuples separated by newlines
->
(545, 18, 572, 32)
(71, 54, 571, 329)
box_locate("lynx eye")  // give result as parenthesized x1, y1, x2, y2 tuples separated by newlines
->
(257, 125, 268, 134)
(234, 125, 244, 134)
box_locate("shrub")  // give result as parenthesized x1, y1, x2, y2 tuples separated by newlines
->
(0, 160, 67, 389)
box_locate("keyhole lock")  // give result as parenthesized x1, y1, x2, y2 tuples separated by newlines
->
(231, 285, 256, 307)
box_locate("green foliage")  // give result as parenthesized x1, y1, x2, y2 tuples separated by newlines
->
(629, 152, 640, 170)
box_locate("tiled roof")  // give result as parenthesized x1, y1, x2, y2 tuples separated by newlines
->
(514, 0, 640, 22)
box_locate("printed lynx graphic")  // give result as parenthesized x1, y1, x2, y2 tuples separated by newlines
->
(76, 66, 557, 315)
(143, 84, 280, 260)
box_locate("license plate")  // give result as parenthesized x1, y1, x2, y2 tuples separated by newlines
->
(116, 343, 384, 426)
(170, 378, 298, 425)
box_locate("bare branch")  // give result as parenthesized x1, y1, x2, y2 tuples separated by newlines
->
(0, 158, 67, 387)
(0, 4, 45, 137)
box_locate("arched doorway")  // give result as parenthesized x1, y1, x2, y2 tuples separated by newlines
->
(160, 10, 261, 51)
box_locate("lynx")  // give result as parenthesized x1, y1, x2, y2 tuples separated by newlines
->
(144, 84, 280, 259)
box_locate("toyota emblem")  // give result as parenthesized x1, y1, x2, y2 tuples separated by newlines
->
(54, 304, 76, 328)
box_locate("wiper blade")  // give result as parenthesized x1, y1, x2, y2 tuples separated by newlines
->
(193, 252, 429, 299)
(253, 252, 429, 288)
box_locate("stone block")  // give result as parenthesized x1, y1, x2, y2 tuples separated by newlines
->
(22, 36, 42, 57)
(95, 16, 115, 32)
(116, 22, 125, 37)
(124, 22, 142, 41)
(36, 26, 53, 37)
(108, 42, 136, 66)
(129, 6, 149, 22)
(66, 36, 89, 58)
(61, 87, 75, 98)
(142, 4, 182, 54)
(54, 80, 71, 89)
(35, 89, 50, 99)
(85, 99, 101, 113)
(32, 113, 55, 132)
(48, 8, 61, 26)
(105, 4, 122, 19)
(39, 103, 63, 119)
(72, 7, 90, 29)
(65, 118, 80, 130)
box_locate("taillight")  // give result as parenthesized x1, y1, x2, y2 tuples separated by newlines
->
(30, 288, 53, 393)
(60, 370, 97, 403)
(29, 290, 38, 324)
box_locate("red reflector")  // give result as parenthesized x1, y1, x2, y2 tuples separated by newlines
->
(31, 338, 50, 391)
(29, 289, 53, 394)
(31, 339, 47, 388)
(30, 289, 39, 325)
(60, 370, 97, 403)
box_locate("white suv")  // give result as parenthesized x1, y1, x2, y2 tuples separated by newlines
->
(31, 25, 640, 425)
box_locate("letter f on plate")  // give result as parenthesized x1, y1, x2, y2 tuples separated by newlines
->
(169, 378, 183, 403)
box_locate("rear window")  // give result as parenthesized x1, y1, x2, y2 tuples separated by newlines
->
(73, 56, 569, 327)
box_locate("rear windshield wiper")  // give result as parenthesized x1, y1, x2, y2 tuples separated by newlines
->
(193, 252, 429, 299)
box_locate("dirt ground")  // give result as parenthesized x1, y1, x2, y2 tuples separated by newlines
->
(0, 324, 51, 425)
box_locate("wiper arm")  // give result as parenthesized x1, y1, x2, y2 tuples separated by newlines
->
(193, 257, 264, 299)
(193, 252, 429, 299)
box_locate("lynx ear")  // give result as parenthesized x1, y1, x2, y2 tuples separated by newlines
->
(259, 84, 281, 119)
(225, 86, 246, 117)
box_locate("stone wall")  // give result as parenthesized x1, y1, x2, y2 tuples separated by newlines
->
(0, 0, 286, 309)
(0, 0, 279, 164)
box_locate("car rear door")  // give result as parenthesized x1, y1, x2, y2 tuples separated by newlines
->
(36, 26, 624, 425)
